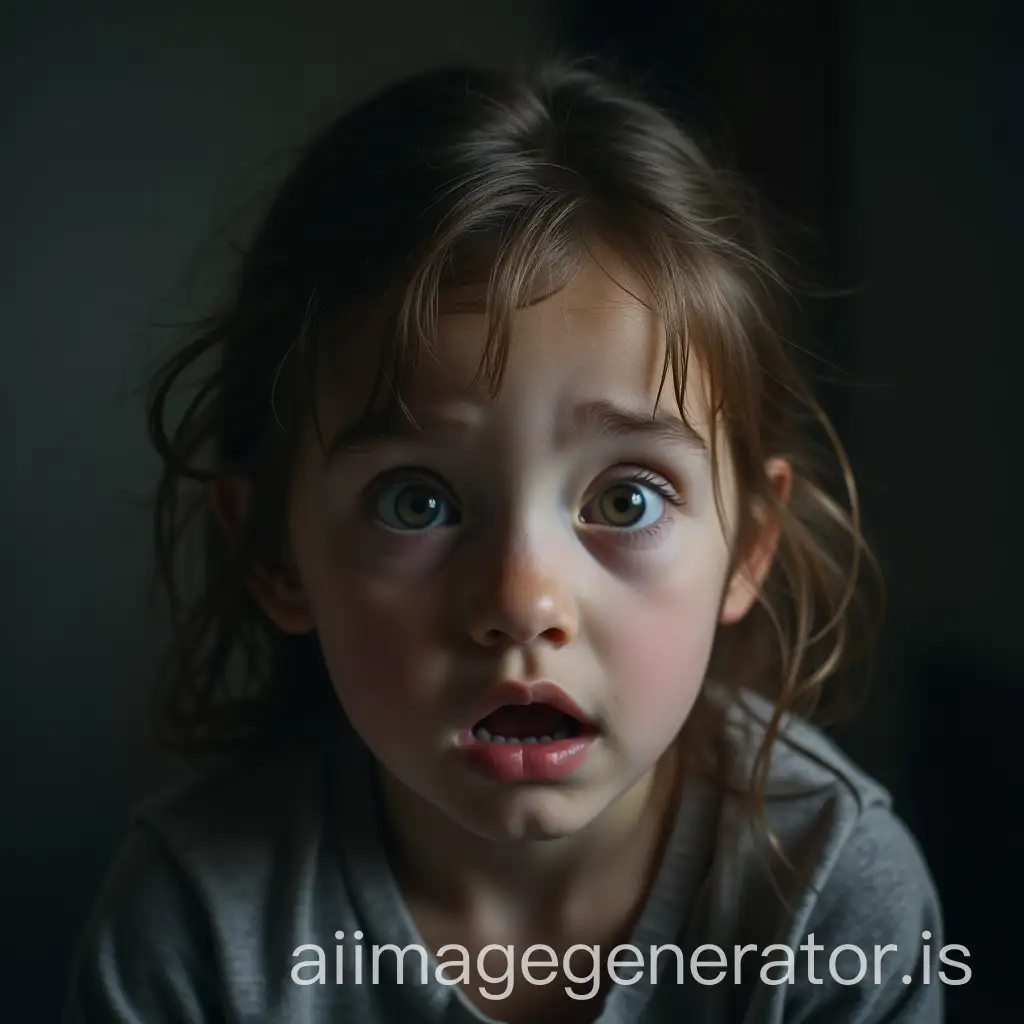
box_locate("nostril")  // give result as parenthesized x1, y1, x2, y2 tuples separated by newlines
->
(476, 623, 570, 648)
(468, 595, 578, 648)
(480, 627, 510, 647)
(540, 625, 570, 647)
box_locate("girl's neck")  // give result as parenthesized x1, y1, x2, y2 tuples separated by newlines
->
(377, 745, 683, 932)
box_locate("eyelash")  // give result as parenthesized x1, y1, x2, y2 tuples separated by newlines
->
(579, 468, 684, 545)
(619, 469, 685, 508)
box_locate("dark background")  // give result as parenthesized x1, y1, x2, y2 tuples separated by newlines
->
(4, 1, 1018, 1020)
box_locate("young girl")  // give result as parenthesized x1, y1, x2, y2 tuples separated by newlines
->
(65, 58, 944, 1023)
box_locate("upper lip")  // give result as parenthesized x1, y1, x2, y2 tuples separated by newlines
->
(467, 680, 595, 729)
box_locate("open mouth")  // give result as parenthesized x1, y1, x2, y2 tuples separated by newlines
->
(456, 681, 599, 780)
(471, 703, 591, 744)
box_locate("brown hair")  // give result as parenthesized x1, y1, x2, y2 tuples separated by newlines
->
(148, 57, 881, 817)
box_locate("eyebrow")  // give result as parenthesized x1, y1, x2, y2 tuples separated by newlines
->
(558, 399, 708, 454)
(325, 407, 480, 461)
(324, 398, 707, 462)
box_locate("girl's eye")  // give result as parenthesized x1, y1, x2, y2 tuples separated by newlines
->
(373, 479, 460, 532)
(580, 479, 668, 530)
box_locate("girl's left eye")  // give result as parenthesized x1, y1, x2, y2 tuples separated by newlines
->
(580, 476, 678, 531)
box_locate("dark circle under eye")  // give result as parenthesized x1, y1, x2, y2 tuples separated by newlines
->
(375, 481, 455, 531)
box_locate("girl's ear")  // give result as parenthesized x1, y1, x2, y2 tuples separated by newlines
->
(208, 476, 315, 635)
(719, 457, 793, 626)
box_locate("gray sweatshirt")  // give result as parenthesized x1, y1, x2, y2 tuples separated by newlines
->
(63, 686, 946, 1023)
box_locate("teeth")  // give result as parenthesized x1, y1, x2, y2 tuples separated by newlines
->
(472, 730, 570, 744)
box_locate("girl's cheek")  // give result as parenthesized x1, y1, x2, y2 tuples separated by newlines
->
(599, 585, 721, 734)
(315, 584, 444, 730)
(328, 511, 457, 577)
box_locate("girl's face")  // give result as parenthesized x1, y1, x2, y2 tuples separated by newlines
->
(266, 254, 775, 842)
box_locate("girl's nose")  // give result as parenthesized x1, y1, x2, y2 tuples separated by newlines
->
(465, 541, 579, 649)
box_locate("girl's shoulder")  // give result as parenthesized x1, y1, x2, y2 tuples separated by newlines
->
(135, 730, 338, 853)
(684, 682, 944, 1019)
(704, 679, 892, 814)
(120, 714, 371, 900)
(64, 723, 371, 1022)
(696, 680, 938, 943)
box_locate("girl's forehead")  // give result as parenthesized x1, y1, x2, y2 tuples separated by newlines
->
(411, 259, 704, 408)
(316, 255, 714, 437)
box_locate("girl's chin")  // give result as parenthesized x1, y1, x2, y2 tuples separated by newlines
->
(376, 754, 634, 845)
(442, 789, 614, 844)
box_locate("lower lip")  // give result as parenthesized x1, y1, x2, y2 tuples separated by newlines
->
(457, 734, 596, 782)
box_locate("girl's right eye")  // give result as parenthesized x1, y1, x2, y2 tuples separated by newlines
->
(371, 477, 461, 532)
